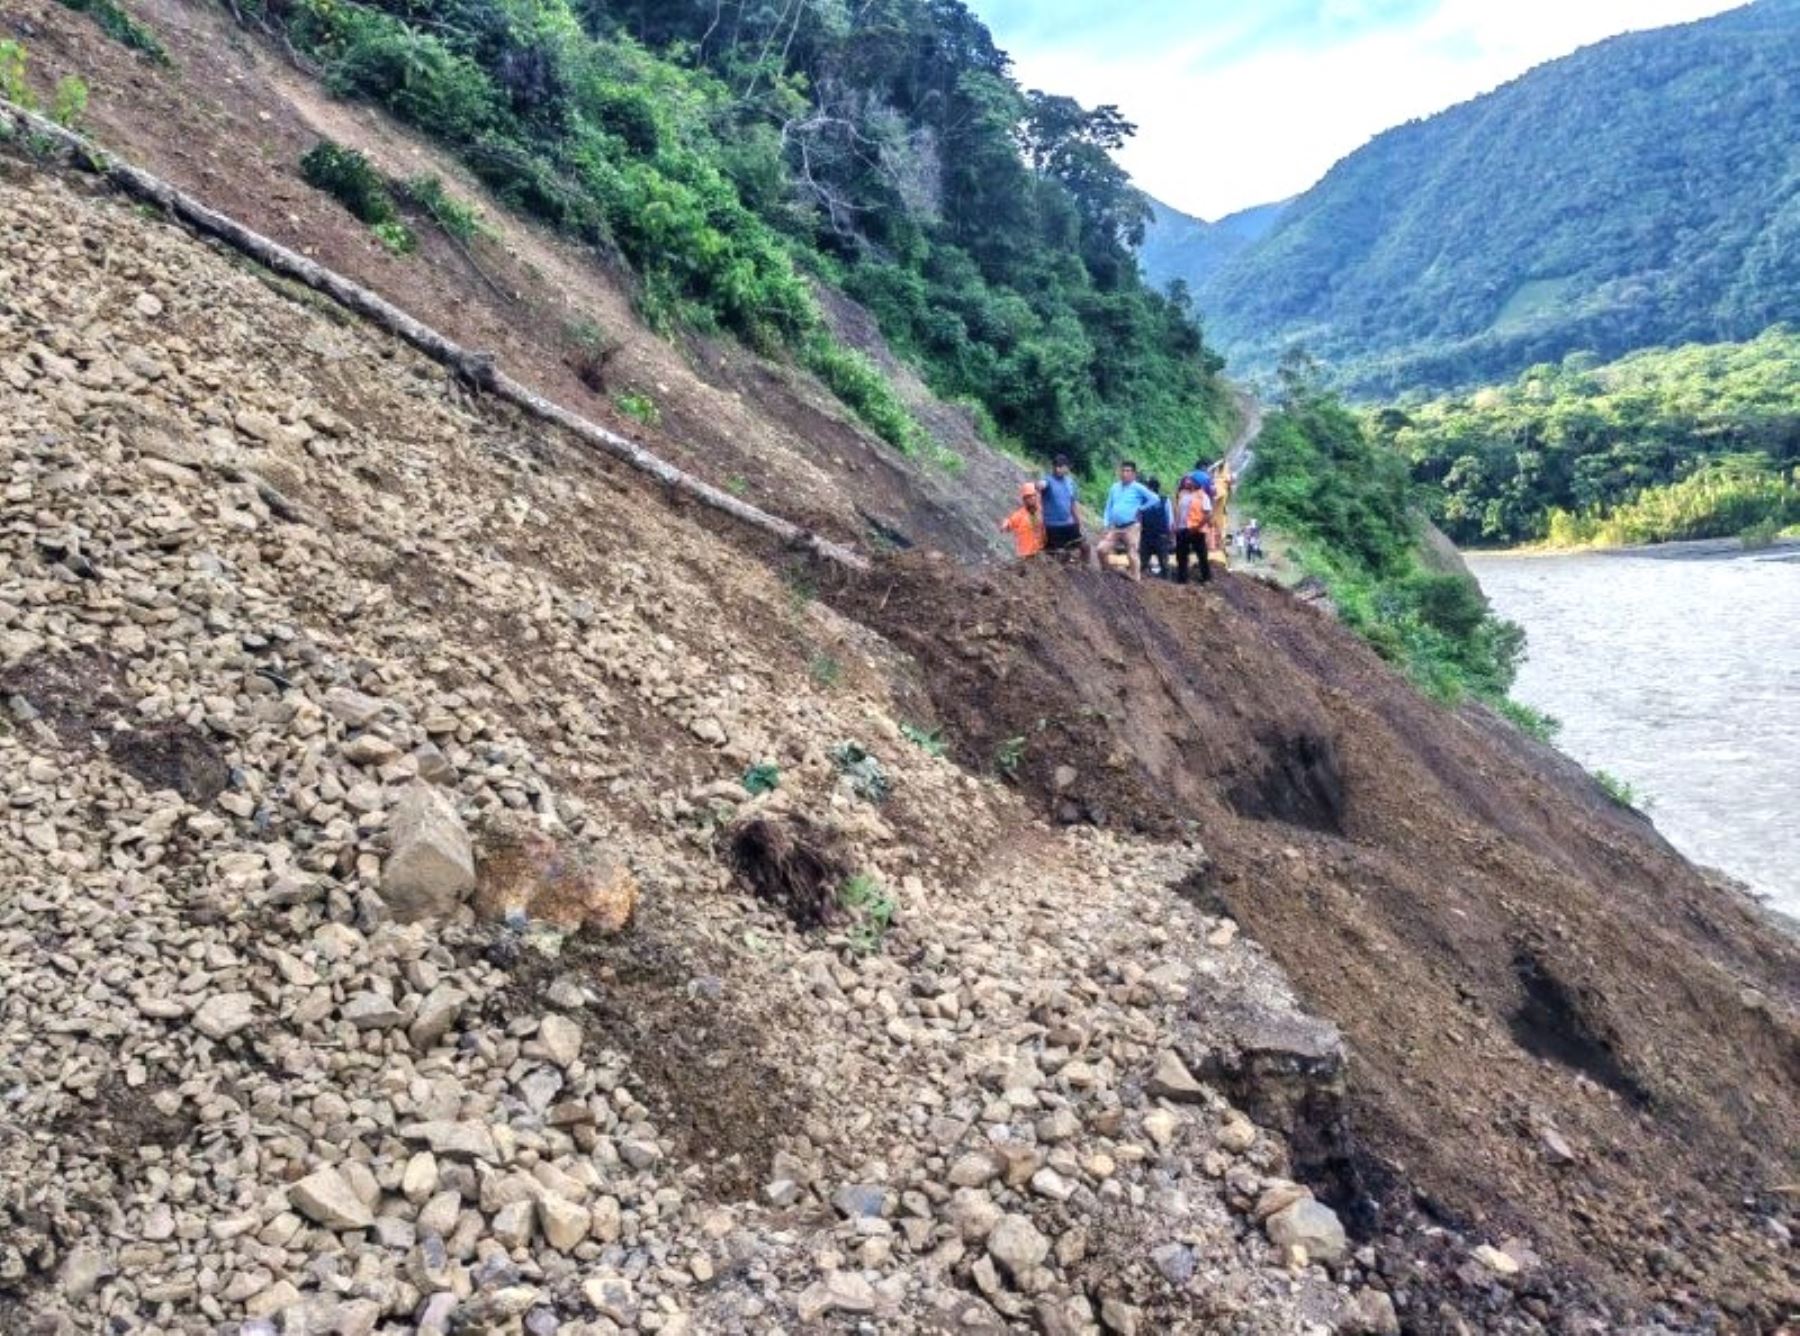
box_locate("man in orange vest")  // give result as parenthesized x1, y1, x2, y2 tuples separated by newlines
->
(1173, 475, 1213, 584)
(999, 483, 1047, 559)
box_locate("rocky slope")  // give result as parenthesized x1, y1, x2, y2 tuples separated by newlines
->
(0, 161, 1423, 1335)
(1, 9, 1797, 1334)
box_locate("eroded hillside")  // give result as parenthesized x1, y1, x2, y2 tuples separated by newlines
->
(2, 134, 1797, 1336)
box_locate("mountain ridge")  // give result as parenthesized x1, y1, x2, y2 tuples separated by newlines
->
(1153, 0, 1800, 394)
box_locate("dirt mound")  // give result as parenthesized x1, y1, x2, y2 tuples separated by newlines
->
(829, 553, 1800, 1328)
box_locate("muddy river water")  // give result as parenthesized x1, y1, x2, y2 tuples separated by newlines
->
(1467, 544, 1800, 920)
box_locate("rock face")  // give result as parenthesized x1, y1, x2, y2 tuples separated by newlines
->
(382, 783, 476, 921)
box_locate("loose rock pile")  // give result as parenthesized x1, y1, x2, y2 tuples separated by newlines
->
(1, 166, 1469, 1332)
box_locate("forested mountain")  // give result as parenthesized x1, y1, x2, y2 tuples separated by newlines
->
(1137, 196, 1287, 295)
(1181, 0, 1800, 395)
(256, 0, 1231, 476)
(1379, 328, 1800, 547)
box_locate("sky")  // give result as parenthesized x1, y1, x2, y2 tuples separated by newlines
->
(970, 0, 1750, 220)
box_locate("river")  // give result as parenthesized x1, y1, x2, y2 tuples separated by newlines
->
(1467, 544, 1800, 919)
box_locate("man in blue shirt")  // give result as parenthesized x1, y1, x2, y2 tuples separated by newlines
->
(1095, 460, 1158, 581)
(1035, 454, 1093, 565)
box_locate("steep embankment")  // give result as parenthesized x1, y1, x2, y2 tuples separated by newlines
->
(1, 16, 1796, 1336)
(1, 160, 1383, 1336)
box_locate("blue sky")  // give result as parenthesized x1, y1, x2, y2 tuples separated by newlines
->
(970, 0, 1748, 218)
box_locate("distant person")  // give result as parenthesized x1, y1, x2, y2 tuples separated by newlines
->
(998, 484, 1046, 559)
(1035, 454, 1092, 564)
(1095, 460, 1158, 581)
(1245, 518, 1264, 562)
(1138, 477, 1173, 579)
(1173, 475, 1214, 585)
(1210, 459, 1234, 559)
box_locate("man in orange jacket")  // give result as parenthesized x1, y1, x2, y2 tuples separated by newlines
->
(999, 483, 1047, 559)
(1173, 475, 1213, 584)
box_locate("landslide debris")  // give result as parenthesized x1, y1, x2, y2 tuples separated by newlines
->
(827, 549, 1800, 1330)
(1, 163, 1414, 1335)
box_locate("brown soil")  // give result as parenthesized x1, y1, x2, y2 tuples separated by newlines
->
(827, 555, 1800, 1331)
(4, 0, 1017, 560)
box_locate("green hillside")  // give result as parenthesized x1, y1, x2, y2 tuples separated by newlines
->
(1377, 328, 1800, 547)
(1138, 196, 1287, 296)
(1192, 0, 1800, 395)
(257, 0, 1231, 480)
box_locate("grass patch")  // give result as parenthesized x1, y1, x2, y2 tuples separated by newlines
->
(839, 873, 896, 955)
(1497, 698, 1561, 744)
(1593, 769, 1650, 811)
(899, 722, 948, 758)
(613, 390, 660, 427)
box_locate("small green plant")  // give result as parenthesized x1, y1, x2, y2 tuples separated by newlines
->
(1593, 769, 1649, 811)
(741, 762, 781, 796)
(994, 735, 1027, 780)
(614, 391, 661, 427)
(784, 569, 818, 613)
(724, 475, 749, 498)
(1, 40, 32, 107)
(301, 140, 400, 226)
(371, 220, 417, 254)
(831, 742, 891, 803)
(403, 174, 494, 244)
(50, 76, 87, 128)
(55, 0, 167, 63)
(808, 652, 842, 687)
(1497, 698, 1562, 744)
(839, 873, 896, 955)
(900, 722, 948, 758)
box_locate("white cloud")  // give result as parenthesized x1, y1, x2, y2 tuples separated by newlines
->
(994, 0, 1747, 218)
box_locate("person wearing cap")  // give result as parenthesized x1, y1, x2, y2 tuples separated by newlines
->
(998, 483, 1047, 559)
(1035, 454, 1092, 564)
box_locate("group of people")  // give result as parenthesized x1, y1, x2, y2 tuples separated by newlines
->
(1001, 455, 1253, 584)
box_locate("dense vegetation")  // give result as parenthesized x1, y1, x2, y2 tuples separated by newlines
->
(255, 0, 1231, 475)
(1377, 328, 1800, 547)
(1241, 354, 1524, 701)
(1179, 0, 1800, 395)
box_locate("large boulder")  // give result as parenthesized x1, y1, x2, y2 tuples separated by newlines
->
(473, 816, 637, 935)
(382, 783, 476, 922)
(1265, 1196, 1348, 1266)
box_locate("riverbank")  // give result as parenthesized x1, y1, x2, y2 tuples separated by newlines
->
(1468, 533, 1800, 560)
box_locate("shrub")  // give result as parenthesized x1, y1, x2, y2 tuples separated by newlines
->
(300, 140, 398, 226)
(0, 40, 30, 107)
(1497, 698, 1562, 743)
(371, 220, 417, 254)
(613, 390, 660, 426)
(51, 76, 87, 128)
(899, 723, 948, 758)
